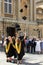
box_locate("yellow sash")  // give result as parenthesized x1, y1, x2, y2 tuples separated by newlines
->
(15, 42, 21, 54)
(12, 43, 15, 49)
(5, 43, 11, 53)
(5, 41, 21, 54)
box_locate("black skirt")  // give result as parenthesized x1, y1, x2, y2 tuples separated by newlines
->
(17, 40, 25, 60)
(6, 44, 17, 58)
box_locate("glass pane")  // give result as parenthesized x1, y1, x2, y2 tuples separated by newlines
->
(4, 3, 7, 13)
(7, 0, 9, 2)
(5, 0, 7, 2)
(9, 4, 11, 13)
(9, 0, 11, 2)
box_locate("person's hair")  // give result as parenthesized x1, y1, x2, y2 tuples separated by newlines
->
(16, 38, 20, 44)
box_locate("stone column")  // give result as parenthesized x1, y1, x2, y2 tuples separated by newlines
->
(27, 0, 30, 21)
(15, 0, 18, 20)
(33, 0, 36, 21)
(30, 0, 33, 21)
(0, 0, 2, 16)
(18, 0, 20, 20)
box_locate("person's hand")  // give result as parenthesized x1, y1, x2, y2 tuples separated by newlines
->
(3, 41, 6, 46)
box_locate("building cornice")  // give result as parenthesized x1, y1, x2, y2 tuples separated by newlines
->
(0, 17, 37, 25)
(36, 0, 43, 4)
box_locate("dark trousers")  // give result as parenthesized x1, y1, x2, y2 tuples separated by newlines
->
(17, 54, 22, 60)
(31, 46, 36, 53)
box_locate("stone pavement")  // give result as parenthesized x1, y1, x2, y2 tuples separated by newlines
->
(0, 52, 43, 65)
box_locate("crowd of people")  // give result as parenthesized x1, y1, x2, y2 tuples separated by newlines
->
(25, 37, 43, 54)
(3, 26, 43, 64)
(3, 27, 26, 64)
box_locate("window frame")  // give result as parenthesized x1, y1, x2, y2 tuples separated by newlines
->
(4, 0, 12, 14)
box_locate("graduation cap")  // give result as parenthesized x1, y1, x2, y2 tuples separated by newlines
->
(22, 16, 27, 20)
(24, 5, 28, 8)
(15, 23, 21, 31)
(16, 28, 21, 31)
(15, 23, 20, 28)
(20, 9, 23, 12)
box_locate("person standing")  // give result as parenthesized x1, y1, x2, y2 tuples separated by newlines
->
(1, 34, 4, 45)
(35, 39, 41, 54)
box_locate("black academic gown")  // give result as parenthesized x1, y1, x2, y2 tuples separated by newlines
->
(5, 39, 13, 57)
(5, 38, 17, 58)
(17, 39, 25, 60)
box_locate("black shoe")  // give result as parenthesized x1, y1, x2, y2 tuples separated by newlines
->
(6, 59, 11, 62)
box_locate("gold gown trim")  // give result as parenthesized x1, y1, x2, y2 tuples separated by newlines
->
(6, 43, 11, 53)
(15, 42, 21, 54)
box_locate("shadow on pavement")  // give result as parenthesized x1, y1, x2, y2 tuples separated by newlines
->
(6, 59, 40, 65)
(22, 59, 40, 65)
(3, 57, 41, 65)
(22, 62, 40, 65)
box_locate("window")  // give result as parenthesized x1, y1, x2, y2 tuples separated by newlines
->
(9, 0, 11, 2)
(9, 4, 11, 13)
(4, 3, 7, 13)
(5, 0, 11, 2)
(4, 0, 12, 14)
(5, 0, 7, 2)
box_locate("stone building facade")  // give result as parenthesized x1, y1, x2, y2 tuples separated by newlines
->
(0, 0, 43, 39)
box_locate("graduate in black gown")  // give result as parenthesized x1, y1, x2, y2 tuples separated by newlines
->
(5, 27, 17, 62)
(15, 35, 25, 64)
(15, 38, 22, 63)
(5, 36, 13, 62)
(19, 36, 25, 58)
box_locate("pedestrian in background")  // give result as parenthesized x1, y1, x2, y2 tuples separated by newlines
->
(1, 34, 4, 46)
